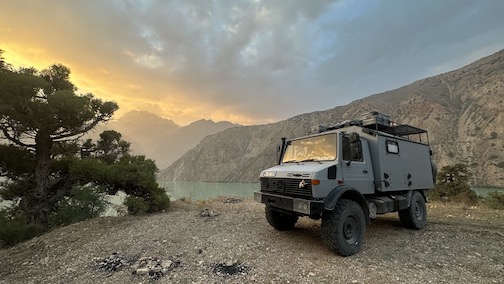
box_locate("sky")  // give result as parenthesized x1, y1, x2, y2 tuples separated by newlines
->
(1, 0, 504, 126)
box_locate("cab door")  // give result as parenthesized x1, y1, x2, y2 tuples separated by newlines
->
(341, 134, 374, 194)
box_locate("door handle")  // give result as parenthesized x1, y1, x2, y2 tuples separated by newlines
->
(363, 170, 368, 173)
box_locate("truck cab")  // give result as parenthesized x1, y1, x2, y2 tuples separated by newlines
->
(254, 112, 435, 256)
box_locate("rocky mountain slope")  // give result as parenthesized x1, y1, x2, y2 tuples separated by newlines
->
(89, 111, 238, 169)
(151, 119, 240, 169)
(160, 49, 504, 186)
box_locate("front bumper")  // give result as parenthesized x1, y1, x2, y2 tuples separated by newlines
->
(254, 191, 324, 215)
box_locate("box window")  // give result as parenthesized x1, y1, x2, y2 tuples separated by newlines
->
(386, 140, 399, 154)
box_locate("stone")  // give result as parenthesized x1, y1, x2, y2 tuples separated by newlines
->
(161, 260, 173, 268)
(136, 267, 150, 275)
(225, 260, 234, 266)
(138, 256, 151, 262)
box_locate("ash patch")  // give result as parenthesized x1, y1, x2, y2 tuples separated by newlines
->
(212, 260, 249, 276)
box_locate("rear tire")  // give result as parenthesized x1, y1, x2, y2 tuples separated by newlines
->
(321, 199, 365, 256)
(399, 191, 427, 229)
(265, 206, 298, 231)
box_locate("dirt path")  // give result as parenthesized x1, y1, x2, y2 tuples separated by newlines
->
(1, 199, 503, 284)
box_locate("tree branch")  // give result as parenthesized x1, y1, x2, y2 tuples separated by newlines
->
(0, 126, 35, 148)
(51, 114, 110, 141)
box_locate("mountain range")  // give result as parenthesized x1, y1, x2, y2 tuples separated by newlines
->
(159, 49, 504, 187)
(90, 110, 239, 169)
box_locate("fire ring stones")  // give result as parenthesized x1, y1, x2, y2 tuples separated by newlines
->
(93, 253, 180, 280)
(200, 208, 220, 217)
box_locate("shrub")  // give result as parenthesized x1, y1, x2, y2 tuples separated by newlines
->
(0, 211, 45, 248)
(147, 191, 170, 213)
(124, 196, 148, 215)
(431, 164, 479, 205)
(430, 186, 480, 205)
(48, 186, 108, 227)
(484, 191, 504, 210)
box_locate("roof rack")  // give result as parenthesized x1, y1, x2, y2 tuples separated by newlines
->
(360, 112, 429, 144)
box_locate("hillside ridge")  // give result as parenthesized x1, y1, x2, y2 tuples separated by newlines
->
(160, 49, 504, 186)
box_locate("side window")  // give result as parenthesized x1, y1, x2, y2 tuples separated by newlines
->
(343, 135, 363, 162)
(386, 140, 399, 154)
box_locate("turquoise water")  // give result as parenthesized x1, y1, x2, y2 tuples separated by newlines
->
(471, 187, 504, 197)
(2, 183, 502, 212)
(157, 182, 503, 200)
(158, 181, 259, 201)
(0, 181, 260, 212)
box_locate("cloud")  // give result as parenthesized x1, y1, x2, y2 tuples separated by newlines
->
(1, 0, 503, 125)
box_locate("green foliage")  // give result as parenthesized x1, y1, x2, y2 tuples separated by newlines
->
(431, 164, 479, 205)
(0, 53, 169, 247)
(69, 155, 170, 213)
(47, 186, 108, 227)
(484, 191, 504, 210)
(0, 49, 6, 70)
(148, 189, 171, 212)
(94, 130, 131, 164)
(0, 58, 120, 226)
(0, 211, 45, 248)
(0, 144, 35, 178)
(124, 196, 148, 215)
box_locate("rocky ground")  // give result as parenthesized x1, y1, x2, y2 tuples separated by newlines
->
(1, 198, 503, 284)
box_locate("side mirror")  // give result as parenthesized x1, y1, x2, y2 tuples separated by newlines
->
(277, 137, 287, 165)
(276, 145, 281, 163)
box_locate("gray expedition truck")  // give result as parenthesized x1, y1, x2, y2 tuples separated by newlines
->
(254, 112, 436, 256)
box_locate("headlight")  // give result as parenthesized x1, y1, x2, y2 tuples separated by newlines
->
(263, 171, 276, 177)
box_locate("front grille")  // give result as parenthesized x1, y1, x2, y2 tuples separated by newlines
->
(260, 177, 313, 198)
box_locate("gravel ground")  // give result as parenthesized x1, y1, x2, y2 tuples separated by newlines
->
(1, 198, 503, 284)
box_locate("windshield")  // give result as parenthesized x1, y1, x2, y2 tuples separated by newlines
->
(282, 133, 337, 163)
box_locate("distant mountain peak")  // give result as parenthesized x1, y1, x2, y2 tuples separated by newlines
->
(120, 110, 178, 125)
(187, 119, 240, 127)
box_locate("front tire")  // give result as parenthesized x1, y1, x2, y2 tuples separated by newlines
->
(321, 199, 365, 256)
(265, 206, 298, 231)
(399, 191, 427, 229)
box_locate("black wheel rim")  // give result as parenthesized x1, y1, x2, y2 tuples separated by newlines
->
(343, 216, 359, 244)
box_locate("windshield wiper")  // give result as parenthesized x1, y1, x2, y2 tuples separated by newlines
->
(283, 160, 299, 163)
(299, 159, 322, 164)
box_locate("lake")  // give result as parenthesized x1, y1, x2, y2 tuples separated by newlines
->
(159, 181, 259, 201)
(153, 182, 504, 200)
(471, 187, 504, 197)
(103, 181, 259, 216)
(2, 182, 503, 215)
